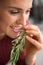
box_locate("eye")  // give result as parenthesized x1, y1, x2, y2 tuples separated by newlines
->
(9, 10, 20, 15)
(26, 9, 31, 14)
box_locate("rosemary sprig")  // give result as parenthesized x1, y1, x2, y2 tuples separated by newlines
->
(10, 29, 26, 65)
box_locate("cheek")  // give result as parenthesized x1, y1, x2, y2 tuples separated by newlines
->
(0, 14, 9, 33)
(0, 11, 15, 26)
(0, 12, 10, 26)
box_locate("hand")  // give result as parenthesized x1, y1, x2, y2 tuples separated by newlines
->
(23, 24, 43, 65)
(24, 24, 43, 55)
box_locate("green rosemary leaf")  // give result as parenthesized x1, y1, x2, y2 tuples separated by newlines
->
(10, 29, 26, 65)
(10, 44, 20, 65)
(18, 35, 26, 51)
(11, 48, 20, 65)
(12, 35, 22, 45)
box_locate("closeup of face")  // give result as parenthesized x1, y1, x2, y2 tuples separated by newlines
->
(0, 0, 32, 38)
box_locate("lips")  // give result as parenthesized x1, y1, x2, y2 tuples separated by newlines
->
(10, 25, 22, 33)
(13, 28, 20, 33)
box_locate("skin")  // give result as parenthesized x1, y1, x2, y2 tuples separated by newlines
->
(0, 0, 43, 65)
(0, 0, 32, 38)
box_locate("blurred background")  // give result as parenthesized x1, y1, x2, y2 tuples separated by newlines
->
(29, 0, 43, 65)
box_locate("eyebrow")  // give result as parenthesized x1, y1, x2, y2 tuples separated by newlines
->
(8, 6, 23, 10)
(8, 6, 31, 10)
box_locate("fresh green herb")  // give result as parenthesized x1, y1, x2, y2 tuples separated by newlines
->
(10, 30, 26, 65)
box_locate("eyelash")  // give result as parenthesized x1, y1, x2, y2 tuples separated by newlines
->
(9, 10, 19, 15)
(9, 10, 30, 15)
(26, 10, 30, 13)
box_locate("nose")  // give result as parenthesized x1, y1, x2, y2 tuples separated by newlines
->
(18, 13, 27, 26)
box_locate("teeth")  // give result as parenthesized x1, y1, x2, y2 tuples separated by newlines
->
(14, 27, 21, 30)
(10, 25, 22, 30)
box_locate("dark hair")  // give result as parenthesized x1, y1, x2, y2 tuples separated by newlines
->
(0, 0, 3, 2)
(0, 0, 5, 2)
(0, 0, 4, 6)
(0, 0, 5, 5)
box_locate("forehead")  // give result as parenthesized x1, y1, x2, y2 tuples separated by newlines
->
(2, 0, 32, 9)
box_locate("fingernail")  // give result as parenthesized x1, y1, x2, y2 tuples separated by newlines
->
(24, 26, 28, 29)
(26, 35, 28, 38)
(26, 30, 29, 32)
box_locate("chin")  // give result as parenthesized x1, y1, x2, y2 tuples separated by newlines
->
(8, 34, 17, 39)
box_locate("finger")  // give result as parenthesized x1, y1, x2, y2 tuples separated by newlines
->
(26, 30, 40, 39)
(26, 35, 43, 50)
(25, 29, 43, 43)
(24, 25, 40, 31)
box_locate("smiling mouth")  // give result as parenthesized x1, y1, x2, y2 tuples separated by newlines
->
(10, 25, 23, 33)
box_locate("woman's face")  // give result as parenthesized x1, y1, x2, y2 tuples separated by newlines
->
(0, 0, 32, 38)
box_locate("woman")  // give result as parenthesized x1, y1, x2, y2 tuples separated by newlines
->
(0, 0, 43, 65)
